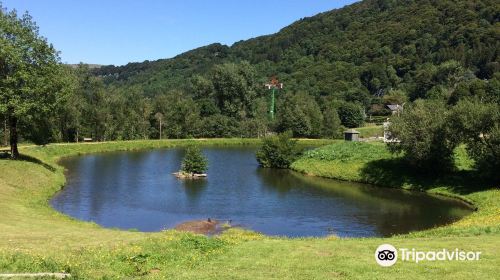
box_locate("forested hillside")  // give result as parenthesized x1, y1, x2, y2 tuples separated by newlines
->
(95, 0, 499, 99)
(2, 0, 499, 145)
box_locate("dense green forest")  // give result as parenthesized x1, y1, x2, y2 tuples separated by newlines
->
(1, 0, 499, 147)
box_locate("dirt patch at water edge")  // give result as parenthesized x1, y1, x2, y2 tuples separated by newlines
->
(174, 219, 222, 235)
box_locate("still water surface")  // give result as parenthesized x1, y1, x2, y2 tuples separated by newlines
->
(51, 147, 472, 237)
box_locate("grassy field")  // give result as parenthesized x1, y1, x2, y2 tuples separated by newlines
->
(355, 125, 384, 139)
(0, 139, 498, 279)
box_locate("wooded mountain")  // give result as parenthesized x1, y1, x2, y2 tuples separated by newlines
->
(93, 0, 499, 101)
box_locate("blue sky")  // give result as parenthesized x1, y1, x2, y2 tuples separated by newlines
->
(2, 0, 358, 66)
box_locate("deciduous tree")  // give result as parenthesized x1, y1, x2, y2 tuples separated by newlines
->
(0, 8, 66, 158)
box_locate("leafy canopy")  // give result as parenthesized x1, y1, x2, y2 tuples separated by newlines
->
(387, 100, 457, 172)
(0, 8, 63, 118)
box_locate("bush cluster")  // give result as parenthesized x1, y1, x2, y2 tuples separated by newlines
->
(256, 131, 303, 168)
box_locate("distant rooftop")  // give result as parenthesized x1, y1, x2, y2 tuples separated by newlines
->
(387, 104, 403, 111)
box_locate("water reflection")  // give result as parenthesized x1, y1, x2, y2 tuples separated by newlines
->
(256, 168, 296, 194)
(52, 147, 472, 237)
(182, 179, 208, 201)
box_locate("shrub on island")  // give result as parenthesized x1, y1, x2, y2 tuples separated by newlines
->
(175, 146, 208, 179)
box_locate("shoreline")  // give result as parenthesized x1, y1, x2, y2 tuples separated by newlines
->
(25, 139, 490, 235)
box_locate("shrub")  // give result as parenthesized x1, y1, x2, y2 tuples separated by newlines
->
(181, 146, 208, 174)
(256, 131, 303, 168)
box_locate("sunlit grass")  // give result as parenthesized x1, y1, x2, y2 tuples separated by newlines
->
(356, 125, 384, 138)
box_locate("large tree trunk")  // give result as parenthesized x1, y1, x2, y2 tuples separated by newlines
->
(9, 115, 19, 159)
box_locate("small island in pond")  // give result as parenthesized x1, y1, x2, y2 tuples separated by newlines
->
(174, 146, 208, 179)
(173, 171, 207, 179)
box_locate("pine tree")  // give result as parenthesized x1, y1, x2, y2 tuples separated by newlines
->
(181, 146, 208, 174)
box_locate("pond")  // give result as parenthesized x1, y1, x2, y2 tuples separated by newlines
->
(51, 147, 472, 237)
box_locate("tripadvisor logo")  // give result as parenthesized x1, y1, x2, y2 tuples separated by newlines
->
(375, 244, 397, 267)
(375, 244, 481, 267)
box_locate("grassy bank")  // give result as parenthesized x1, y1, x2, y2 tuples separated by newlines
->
(0, 139, 498, 279)
(356, 125, 384, 139)
(291, 141, 500, 236)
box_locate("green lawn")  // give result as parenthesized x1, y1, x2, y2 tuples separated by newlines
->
(0, 139, 498, 279)
(355, 125, 384, 138)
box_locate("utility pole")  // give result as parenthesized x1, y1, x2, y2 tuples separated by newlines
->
(264, 76, 283, 120)
(159, 118, 162, 140)
(155, 112, 164, 140)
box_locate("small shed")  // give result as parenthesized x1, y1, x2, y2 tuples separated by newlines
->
(344, 129, 360, 142)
